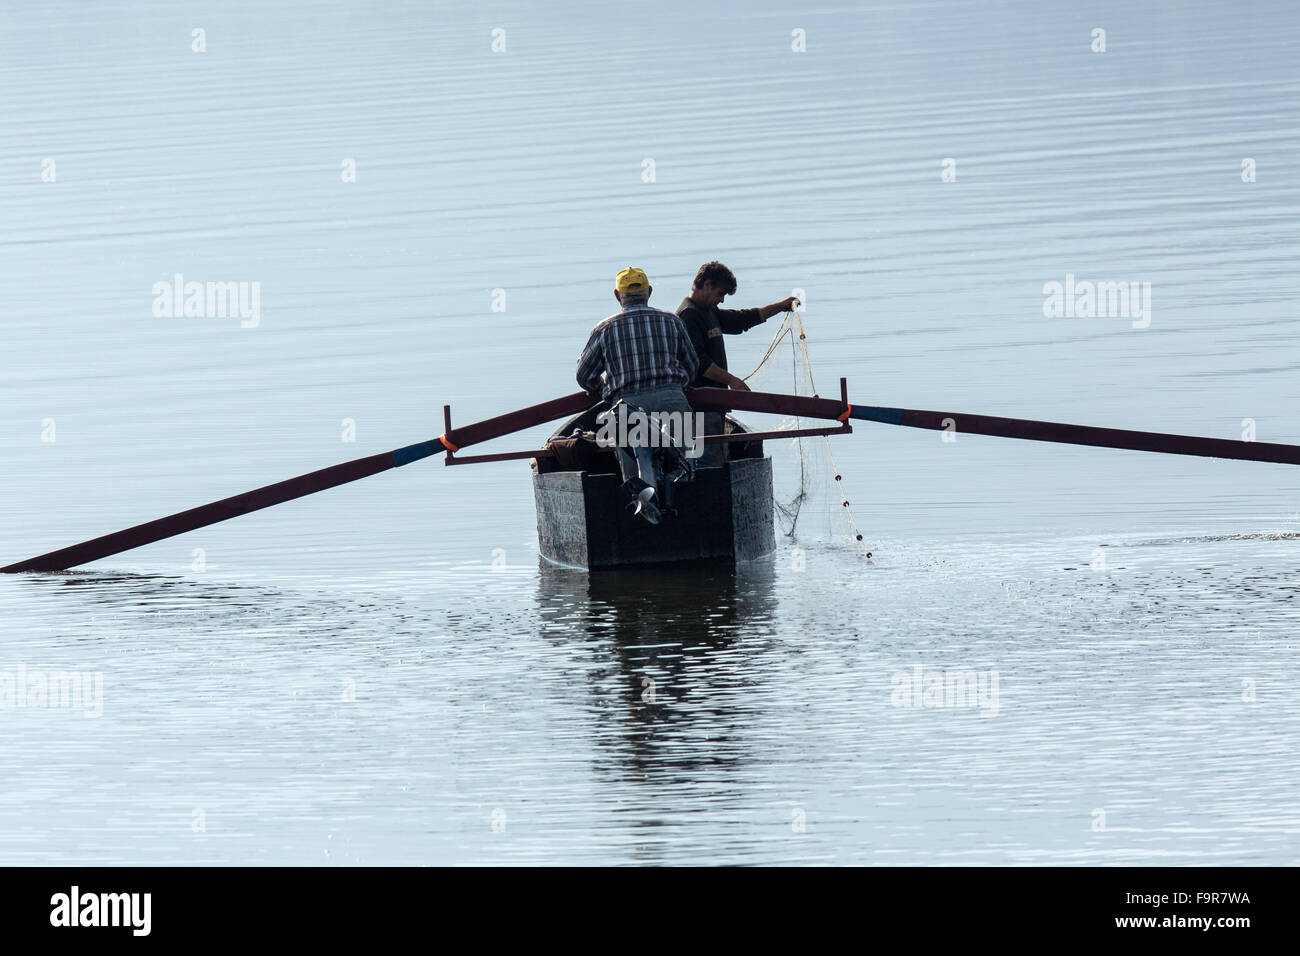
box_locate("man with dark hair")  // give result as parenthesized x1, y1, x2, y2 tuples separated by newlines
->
(677, 261, 799, 466)
(577, 267, 703, 523)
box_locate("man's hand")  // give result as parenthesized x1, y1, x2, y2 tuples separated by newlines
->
(728, 373, 751, 392)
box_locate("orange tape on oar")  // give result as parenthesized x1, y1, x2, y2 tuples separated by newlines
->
(837, 405, 852, 422)
(438, 435, 459, 453)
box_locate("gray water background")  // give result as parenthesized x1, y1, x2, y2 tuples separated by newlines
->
(1, 0, 1298, 864)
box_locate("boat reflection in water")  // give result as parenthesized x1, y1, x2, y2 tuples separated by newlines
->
(535, 558, 779, 856)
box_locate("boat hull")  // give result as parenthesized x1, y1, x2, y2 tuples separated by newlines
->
(532, 456, 776, 570)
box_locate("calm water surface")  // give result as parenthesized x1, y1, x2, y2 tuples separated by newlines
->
(1, 0, 1298, 864)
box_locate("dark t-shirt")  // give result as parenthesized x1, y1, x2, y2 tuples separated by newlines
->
(675, 297, 764, 389)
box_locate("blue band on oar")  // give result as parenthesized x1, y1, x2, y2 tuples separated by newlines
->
(392, 440, 442, 468)
(850, 406, 904, 425)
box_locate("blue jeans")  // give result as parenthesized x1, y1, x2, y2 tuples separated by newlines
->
(608, 385, 696, 486)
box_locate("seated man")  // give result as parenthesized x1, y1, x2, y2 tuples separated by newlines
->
(576, 267, 703, 523)
(677, 261, 800, 466)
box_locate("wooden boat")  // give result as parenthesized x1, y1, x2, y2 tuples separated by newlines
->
(530, 405, 776, 570)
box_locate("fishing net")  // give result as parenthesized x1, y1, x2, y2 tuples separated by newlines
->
(740, 311, 874, 559)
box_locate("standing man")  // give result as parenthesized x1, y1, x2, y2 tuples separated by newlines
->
(677, 261, 799, 466)
(576, 267, 701, 523)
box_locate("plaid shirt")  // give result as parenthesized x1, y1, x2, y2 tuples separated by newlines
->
(576, 299, 700, 399)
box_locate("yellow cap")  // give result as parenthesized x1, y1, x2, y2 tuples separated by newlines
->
(615, 266, 650, 294)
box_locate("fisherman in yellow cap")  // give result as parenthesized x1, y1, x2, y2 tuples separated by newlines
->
(576, 267, 702, 523)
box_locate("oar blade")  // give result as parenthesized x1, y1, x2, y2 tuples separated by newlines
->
(0, 450, 402, 574)
(690, 386, 1300, 467)
(1, 390, 592, 574)
(853, 406, 1300, 467)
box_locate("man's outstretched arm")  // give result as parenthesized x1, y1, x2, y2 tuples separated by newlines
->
(718, 295, 800, 333)
(756, 295, 800, 320)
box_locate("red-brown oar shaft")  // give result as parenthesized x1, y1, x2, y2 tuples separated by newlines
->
(2, 391, 591, 573)
(850, 404, 1300, 466)
(444, 391, 590, 449)
(687, 386, 845, 421)
(688, 386, 1300, 467)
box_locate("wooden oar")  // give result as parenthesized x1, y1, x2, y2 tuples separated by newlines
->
(686, 388, 1300, 466)
(1, 392, 590, 573)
